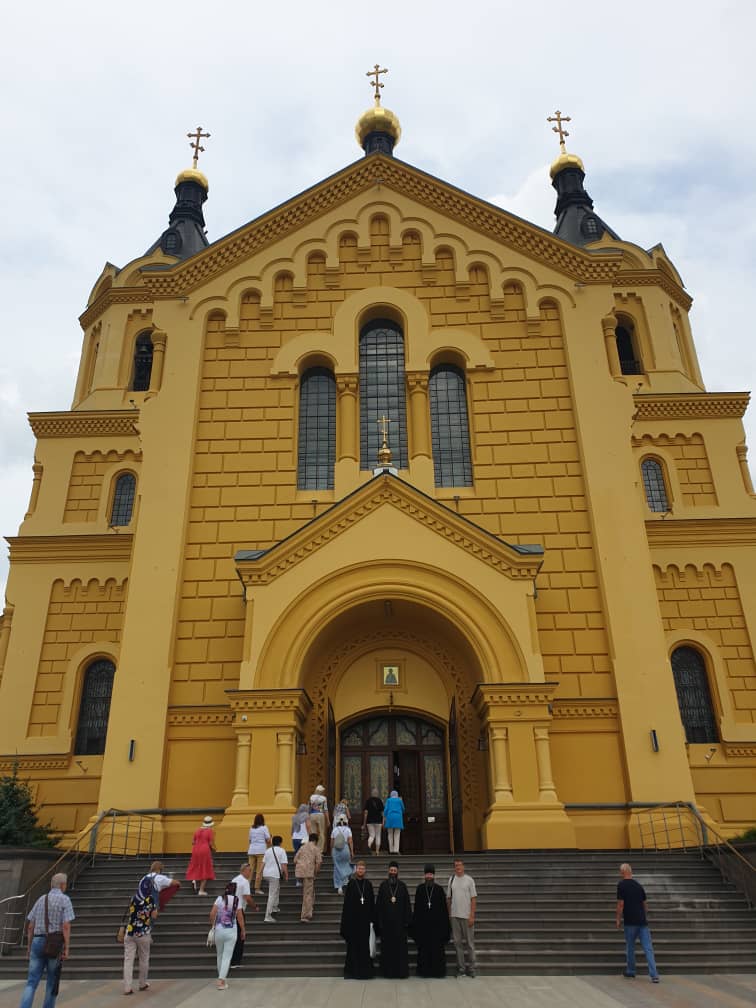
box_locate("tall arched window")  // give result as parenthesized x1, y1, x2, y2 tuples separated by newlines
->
(74, 658, 115, 755)
(110, 472, 136, 526)
(641, 458, 670, 512)
(359, 318, 408, 469)
(132, 332, 154, 391)
(615, 319, 642, 375)
(429, 364, 473, 487)
(671, 646, 718, 743)
(297, 367, 336, 490)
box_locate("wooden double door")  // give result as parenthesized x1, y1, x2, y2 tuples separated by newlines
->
(340, 714, 450, 854)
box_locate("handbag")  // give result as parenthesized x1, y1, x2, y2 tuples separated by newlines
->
(41, 895, 65, 959)
(206, 926, 216, 947)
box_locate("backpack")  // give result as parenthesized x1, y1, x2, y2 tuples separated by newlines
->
(218, 895, 238, 928)
(333, 830, 346, 850)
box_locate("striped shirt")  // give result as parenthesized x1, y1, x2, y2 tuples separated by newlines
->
(27, 889, 75, 935)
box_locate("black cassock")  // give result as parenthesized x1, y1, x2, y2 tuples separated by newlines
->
(375, 879, 411, 978)
(411, 881, 451, 977)
(340, 877, 375, 979)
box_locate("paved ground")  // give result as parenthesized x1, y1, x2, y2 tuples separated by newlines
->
(1, 975, 755, 1008)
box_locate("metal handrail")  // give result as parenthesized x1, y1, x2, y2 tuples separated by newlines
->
(638, 801, 756, 909)
(0, 808, 158, 953)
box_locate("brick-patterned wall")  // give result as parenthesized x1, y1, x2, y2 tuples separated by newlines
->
(27, 578, 127, 736)
(63, 450, 140, 523)
(634, 433, 717, 506)
(654, 562, 755, 724)
(171, 218, 611, 703)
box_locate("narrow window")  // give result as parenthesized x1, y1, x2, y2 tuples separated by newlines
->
(74, 658, 115, 755)
(641, 458, 669, 512)
(297, 367, 336, 490)
(132, 332, 154, 391)
(616, 321, 642, 375)
(429, 364, 473, 487)
(110, 472, 136, 526)
(671, 646, 718, 743)
(359, 319, 408, 469)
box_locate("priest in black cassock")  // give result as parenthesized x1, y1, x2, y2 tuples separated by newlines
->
(340, 860, 375, 979)
(411, 864, 451, 977)
(375, 860, 411, 978)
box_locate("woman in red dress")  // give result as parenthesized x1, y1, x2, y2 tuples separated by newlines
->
(186, 815, 216, 895)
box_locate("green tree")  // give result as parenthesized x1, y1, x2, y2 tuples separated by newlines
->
(0, 763, 58, 848)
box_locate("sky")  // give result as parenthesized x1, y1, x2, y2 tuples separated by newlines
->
(2, 0, 756, 602)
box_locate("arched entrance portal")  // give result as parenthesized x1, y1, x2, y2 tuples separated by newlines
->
(340, 713, 451, 854)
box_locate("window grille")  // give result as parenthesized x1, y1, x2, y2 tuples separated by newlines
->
(132, 333, 153, 391)
(429, 364, 473, 487)
(671, 646, 718, 743)
(616, 324, 643, 375)
(74, 659, 115, 755)
(297, 367, 336, 490)
(110, 472, 136, 526)
(641, 458, 669, 512)
(359, 320, 408, 469)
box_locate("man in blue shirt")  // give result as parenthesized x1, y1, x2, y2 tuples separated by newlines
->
(20, 872, 75, 1008)
(616, 862, 660, 982)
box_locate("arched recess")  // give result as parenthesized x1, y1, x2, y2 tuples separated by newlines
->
(252, 559, 529, 693)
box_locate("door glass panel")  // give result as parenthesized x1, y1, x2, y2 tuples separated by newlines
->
(367, 719, 388, 746)
(342, 756, 363, 813)
(423, 753, 446, 813)
(396, 717, 417, 746)
(369, 754, 390, 799)
(421, 722, 443, 746)
(342, 725, 363, 747)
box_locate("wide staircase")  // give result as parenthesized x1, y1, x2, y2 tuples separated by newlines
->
(1, 850, 754, 978)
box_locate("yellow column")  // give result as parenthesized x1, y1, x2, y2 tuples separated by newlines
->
(275, 730, 295, 806)
(336, 376, 358, 461)
(602, 315, 621, 378)
(407, 372, 431, 459)
(737, 444, 755, 495)
(474, 683, 575, 849)
(489, 726, 513, 803)
(149, 331, 167, 393)
(0, 604, 14, 673)
(231, 729, 252, 808)
(24, 464, 43, 519)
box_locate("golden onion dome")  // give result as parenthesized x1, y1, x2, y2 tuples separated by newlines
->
(175, 167, 209, 190)
(355, 102, 402, 149)
(549, 150, 585, 180)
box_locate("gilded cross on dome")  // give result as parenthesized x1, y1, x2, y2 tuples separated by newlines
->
(187, 127, 211, 169)
(547, 110, 571, 153)
(367, 64, 389, 104)
(377, 415, 392, 466)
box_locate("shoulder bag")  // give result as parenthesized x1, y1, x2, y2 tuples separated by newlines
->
(41, 895, 65, 959)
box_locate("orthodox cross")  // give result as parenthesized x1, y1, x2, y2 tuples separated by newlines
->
(187, 127, 211, 169)
(367, 64, 388, 103)
(377, 414, 391, 444)
(547, 110, 571, 153)
(377, 415, 392, 467)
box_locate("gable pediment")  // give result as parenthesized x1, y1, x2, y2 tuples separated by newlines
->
(234, 471, 543, 587)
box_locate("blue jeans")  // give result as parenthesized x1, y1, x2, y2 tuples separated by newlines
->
(623, 924, 659, 978)
(19, 936, 62, 1008)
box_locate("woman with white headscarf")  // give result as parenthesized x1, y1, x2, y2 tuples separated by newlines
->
(330, 815, 354, 895)
(382, 790, 405, 855)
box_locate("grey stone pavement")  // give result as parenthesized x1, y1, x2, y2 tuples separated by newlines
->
(1, 975, 755, 1008)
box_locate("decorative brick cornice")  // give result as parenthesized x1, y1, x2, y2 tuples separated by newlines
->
(472, 682, 558, 722)
(646, 518, 756, 548)
(723, 745, 756, 758)
(614, 270, 692, 310)
(632, 393, 749, 422)
(551, 701, 619, 720)
(29, 410, 140, 439)
(226, 689, 312, 718)
(6, 534, 134, 564)
(235, 473, 543, 587)
(167, 706, 235, 727)
(79, 288, 154, 330)
(0, 755, 71, 772)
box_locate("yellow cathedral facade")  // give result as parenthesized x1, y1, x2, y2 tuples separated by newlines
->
(2, 82, 756, 854)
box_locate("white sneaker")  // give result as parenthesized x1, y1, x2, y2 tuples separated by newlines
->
(337, 887, 343, 895)
(264, 917, 275, 923)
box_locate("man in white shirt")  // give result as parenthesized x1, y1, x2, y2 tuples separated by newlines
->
(262, 835, 289, 922)
(229, 863, 257, 969)
(446, 858, 477, 978)
(309, 785, 330, 854)
(143, 860, 181, 911)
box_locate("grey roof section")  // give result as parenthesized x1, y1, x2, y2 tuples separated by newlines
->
(233, 470, 544, 566)
(144, 178, 209, 261)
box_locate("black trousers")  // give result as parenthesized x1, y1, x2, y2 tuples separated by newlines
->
(230, 934, 244, 966)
